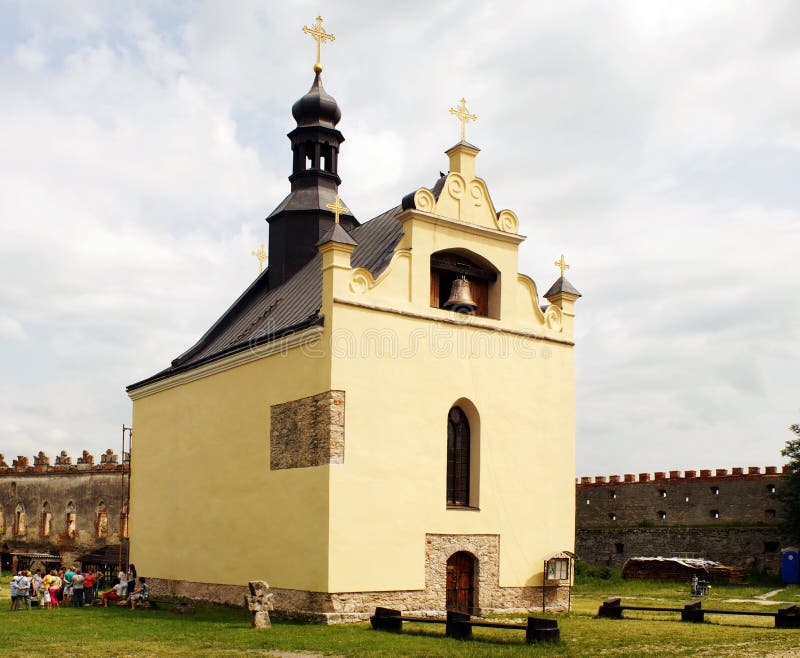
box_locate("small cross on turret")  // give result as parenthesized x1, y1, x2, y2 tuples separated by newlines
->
(325, 194, 348, 225)
(302, 15, 335, 74)
(554, 254, 570, 278)
(252, 244, 267, 274)
(449, 98, 477, 142)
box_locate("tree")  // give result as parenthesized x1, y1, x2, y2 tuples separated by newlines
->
(778, 424, 800, 543)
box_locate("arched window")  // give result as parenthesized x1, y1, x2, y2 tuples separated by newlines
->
(66, 501, 77, 538)
(120, 502, 129, 539)
(15, 503, 26, 536)
(96, 502, 108, 538)
(40, 502, 51, 537)
(447, 407, 471, 507)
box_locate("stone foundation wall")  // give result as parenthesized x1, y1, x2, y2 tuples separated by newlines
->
(146, 577, 568, 624)
(270, 390, 345, 469)
(147, 577, 248, 607)
(145, 533, 569, 623)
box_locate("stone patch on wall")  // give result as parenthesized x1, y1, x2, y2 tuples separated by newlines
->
(270, 390, 345, 470)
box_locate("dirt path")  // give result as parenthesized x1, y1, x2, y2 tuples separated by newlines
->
(723, 587, 790, 606)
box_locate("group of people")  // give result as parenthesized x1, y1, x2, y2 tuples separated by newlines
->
(8, 564, 149, 610)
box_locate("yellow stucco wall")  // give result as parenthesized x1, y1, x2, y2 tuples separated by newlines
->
(129, 343, 332, 591)
(326, 306, 575, 592)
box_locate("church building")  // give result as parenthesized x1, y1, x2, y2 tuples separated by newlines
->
(126, 18, 580, 622)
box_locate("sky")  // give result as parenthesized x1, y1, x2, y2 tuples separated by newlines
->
(0, 1, 798, 475)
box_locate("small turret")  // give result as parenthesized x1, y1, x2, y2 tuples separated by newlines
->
(266, 17, 357, 289)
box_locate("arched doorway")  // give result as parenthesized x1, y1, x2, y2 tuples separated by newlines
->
(446, 551, 476, 614)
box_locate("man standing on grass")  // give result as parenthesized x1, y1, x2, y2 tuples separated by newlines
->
(32, 570, 44, 608)
(71, 570, 85, 607)
(63, 565, 75, 606)
(83, 569, 95, 606)
(19, 572, 32, 610)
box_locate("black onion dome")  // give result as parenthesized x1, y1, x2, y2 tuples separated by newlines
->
(291, 73, 342, 128)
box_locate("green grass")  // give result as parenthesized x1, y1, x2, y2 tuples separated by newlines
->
(1, 574, 798, 656)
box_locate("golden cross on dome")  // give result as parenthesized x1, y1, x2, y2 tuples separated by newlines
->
(326, 194, 348, 224)
(252, 243, 267, 274)
(302, 15, 335, 74)
(449, 98, 477, 142)
(554, 254, 570, 277)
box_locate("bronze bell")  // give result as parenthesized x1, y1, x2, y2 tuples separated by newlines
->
(444, 276, 477, 313)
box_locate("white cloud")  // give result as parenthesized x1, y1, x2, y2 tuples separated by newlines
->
(0, 317, 26, 340)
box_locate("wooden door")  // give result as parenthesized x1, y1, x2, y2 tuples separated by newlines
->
(446, 552, 475, 614)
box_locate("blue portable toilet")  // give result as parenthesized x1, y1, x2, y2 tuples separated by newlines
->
(782, 548, 800, 584)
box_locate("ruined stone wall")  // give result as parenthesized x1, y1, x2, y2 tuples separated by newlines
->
(270, 390, 345, 469)
(575, 466, 788, 572)
(0, 449, 128, 565)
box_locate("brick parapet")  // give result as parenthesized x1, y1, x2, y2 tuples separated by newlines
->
(576, 465, 784, 530)
(576, 466, 785, 487)
(0, 449, 128, 476)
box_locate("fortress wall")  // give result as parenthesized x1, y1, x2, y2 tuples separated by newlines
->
(576, 526, 786, 573)
(575, 466, 788, 573)
(577, 467, 783, 527)
(0, 449, 127, 566)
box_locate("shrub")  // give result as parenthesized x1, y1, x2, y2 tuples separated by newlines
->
(574, 560, 617, 581)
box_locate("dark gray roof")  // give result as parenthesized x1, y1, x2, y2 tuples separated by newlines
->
(544, 276, 581, 299)
(267, 186, 356, 224)
(318, 222, 357, 246)
(402, 174, 447, 210)
(127, 205, 403, 391)
(447, 140, 480, 151)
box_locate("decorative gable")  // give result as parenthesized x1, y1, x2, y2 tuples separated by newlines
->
(408, 142, 519, 234)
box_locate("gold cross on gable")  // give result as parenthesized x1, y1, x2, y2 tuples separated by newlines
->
(252, 243, 267, 274)
(554, 254, 570, 277)
(302, 15, 335, 74)
(325, 194, 348, 224)
(449, 98, 477, 142)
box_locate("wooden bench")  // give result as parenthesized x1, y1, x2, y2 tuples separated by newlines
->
(598, 597, 800, 628)
(370, 607, 560, 643)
